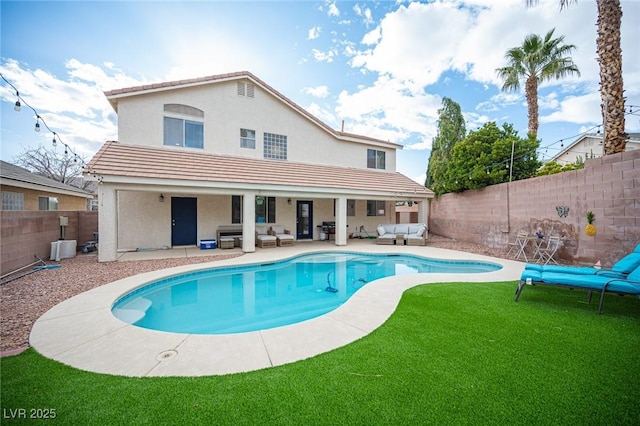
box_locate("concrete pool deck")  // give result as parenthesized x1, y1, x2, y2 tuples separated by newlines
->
(30, 240, 525, 377)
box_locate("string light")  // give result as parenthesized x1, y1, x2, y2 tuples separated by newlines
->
(1, 72, 103, 183)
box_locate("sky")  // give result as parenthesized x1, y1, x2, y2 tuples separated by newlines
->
(1, 0, 639, 185)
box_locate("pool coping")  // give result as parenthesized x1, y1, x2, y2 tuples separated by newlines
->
(30, 243, 525, 377)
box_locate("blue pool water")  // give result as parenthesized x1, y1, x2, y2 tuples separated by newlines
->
(112, 252, 501, 334)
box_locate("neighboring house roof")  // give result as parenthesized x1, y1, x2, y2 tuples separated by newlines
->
(87, 142, 433, 199)
(548, 132, 640, 164)
(104, 71, 402, 150)
(0, 160, 93, 198)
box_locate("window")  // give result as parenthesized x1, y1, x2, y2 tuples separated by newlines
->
(38, 196, 59, 211)
(163, 104, 204, 149)
(232, 195, 242, 224)
(232, 195, 276, 223)
(367, 149, 386, 169)
(2, 191, 24, 210)
(366, 200, 385, 216)
(264, 133, 287, 160)
(164, 117, 204, 148)
(240, 129, 256, 149)
(256, 196, 276, 223)
(333, 199, 356, 216)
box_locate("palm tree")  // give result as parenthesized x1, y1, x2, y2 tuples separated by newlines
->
(496, 28, 580, 138)
(526, 0, 627, 155)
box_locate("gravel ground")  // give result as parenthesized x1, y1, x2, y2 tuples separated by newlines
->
(0, 235, 509, 355)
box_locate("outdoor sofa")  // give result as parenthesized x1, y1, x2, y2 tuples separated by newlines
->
(376, 223, 428, 246)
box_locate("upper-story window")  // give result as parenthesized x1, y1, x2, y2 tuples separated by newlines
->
(163, 104, 204, 149)
(241, 129, 256, 149)
(264, 133, 287, 160)
(237, 82, 255, 98)
(367, 149, 385, 169)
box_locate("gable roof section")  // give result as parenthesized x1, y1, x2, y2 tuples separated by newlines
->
(87, 142, 433, 198)
(0, 160, 93, 198)
(104, 71, 402, 150)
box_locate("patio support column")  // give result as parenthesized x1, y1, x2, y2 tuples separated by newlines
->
(418, 199, 429, 239)
(98, 185, 117, 262)
(242, 192, 256, 253)
(334, 196, 347, 246)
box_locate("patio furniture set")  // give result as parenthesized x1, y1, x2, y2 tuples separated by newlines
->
(376, 223, 428, 246)
(505, 229, 562, 265)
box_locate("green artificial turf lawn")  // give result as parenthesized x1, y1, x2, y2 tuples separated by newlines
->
(2, 281, 639, 425)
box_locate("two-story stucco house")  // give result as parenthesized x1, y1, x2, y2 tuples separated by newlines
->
(87, 71, 433, 262)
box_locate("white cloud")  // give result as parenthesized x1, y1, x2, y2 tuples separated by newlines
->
(336, 74, 441, 145)
(326, 1, 340, 17)
(353, 4, 374, 26)
(308, 26, 321, 40)
(302, 85, 330, 98)
(312, 48, 336, 63)
(0, 59, 123, 158)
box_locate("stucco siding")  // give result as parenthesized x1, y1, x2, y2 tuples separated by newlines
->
(1, 185, 89, 211)
(115, 80, 396, 171)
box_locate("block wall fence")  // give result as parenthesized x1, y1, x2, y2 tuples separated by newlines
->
(1, 211, 97, 276)
(429, 149, 640, 267)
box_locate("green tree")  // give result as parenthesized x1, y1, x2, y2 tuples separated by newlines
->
(425, 97, 466, 195)
(526, 0, 627, 154)
(441, 122, 540, 193)
(496, 28, 580, 137)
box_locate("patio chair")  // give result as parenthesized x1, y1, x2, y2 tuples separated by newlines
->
(533, 235, 562, 265)
(524, 244, 640, 278)
(255, 225, 277, 248)
(269, 225, 295, 247)
(505, 230, 523, 257)
(516, 263, 640, 314)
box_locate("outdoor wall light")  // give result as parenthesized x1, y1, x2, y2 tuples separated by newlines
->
(159, 194, 165, 202)
(287, 198, 292, 205)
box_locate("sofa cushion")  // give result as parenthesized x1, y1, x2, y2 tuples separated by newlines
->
(383, 224, 396, 234)
(408, 224, 421, 234)
(377, 225, 385, 236)
(256, 225, 269, 235)
(394, 224, 409, 234)
(416, 226, 426, 237)
(271, 225, 285, 234)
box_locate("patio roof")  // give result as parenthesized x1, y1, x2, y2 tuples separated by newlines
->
(86, 142, 433, 199)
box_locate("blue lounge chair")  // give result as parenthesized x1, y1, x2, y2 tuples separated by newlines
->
(523, 244, 640, 279)
(516, 262, 640, 314)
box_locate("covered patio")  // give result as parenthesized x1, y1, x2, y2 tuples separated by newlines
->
(87, 142, 434, 262)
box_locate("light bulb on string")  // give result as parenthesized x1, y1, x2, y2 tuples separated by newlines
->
(14, 91, 21, 111)
(52, 133, 57, 147)
(64, 145, 68, 156)
(34, 116, 41, 132)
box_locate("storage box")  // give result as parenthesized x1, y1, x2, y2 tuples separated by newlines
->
(200, 239, 216, 250)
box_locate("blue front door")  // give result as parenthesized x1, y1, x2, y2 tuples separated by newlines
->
(171, 197, 197, 246)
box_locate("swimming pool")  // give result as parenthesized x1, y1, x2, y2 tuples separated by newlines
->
(112, 251, 501, 334)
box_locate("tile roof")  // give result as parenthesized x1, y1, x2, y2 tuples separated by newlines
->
(104, 71, 402, 149)
(0, 160, 93, 196)
(87, 142, 433, 198)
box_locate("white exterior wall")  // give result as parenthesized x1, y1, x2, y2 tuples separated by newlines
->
(115, 80, 397, 172)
